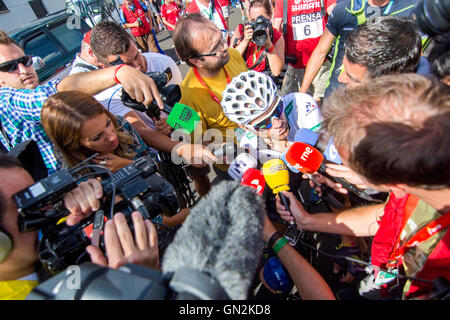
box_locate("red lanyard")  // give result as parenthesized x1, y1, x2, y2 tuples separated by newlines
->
(388, 201, 450, 268)
(193, 67, 231, 106)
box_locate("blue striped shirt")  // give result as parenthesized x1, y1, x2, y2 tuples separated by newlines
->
(0, 80, 62, 174)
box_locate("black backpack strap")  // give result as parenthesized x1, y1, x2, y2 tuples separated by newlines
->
(283, 0, 288, 35)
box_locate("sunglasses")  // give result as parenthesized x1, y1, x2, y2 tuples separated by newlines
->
(0, 56, 33, 73)
(249, 99, 284, 131)
(196, 30, 229, 58)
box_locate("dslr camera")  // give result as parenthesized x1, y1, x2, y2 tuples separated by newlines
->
(413, 0, 450, 37)
(121, 67, 181, 119)
(13, 155, 181, 275)
(247, 15, 273, 47)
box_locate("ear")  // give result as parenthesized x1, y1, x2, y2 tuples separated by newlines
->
(188, 57, 204, 69)
(385, 183, 408, 199)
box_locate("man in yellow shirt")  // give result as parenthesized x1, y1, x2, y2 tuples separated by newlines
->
(173, 14, 248, 196)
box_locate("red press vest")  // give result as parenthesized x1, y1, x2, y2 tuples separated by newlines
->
(122, 0, 151, 37)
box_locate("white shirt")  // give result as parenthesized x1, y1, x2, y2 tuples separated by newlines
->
(195, 0, 227, 31)
(94, 52, 182, 129)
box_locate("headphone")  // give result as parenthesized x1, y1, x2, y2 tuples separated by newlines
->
(0, 228, 13, 263)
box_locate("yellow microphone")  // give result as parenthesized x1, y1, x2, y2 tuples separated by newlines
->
(262, 159, 294, 225)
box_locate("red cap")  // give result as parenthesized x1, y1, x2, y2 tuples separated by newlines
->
(83, 30, 92, 45)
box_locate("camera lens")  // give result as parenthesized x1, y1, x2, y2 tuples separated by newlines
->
(252, 30, 268, 46)
(414, 0, 450, 37)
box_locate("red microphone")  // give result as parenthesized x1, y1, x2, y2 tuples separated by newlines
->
(241, 168, 265, 195)
(284, 142, 382, 202)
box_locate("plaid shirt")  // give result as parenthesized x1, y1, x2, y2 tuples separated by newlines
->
(0, 80, 61, 174)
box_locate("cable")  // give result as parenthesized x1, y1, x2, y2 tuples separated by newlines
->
(295, 236, 434, 285)
(73, 164, 116, 220)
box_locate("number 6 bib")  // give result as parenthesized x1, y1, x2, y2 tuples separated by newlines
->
(292, 11, 324, 41)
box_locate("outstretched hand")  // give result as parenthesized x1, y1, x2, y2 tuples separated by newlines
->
(86, 211, 160, 270)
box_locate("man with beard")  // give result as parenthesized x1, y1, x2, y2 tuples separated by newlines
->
(173, 14, 247, 195)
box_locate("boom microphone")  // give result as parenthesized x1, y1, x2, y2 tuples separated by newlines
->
(284, 142, 382, 202)
(162, 181, 265, 300)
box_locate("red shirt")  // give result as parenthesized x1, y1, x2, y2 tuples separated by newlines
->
(273, 0, 335, 69)
(161, 1, 181, 31)
(372, 193, 450, 299)
(121, 0, 151, 37)
(235, 26, 283, 72)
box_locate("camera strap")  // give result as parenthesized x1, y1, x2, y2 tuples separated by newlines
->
(249, 47, 267, 70)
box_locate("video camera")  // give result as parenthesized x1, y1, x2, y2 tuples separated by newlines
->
(413, 0, 450, 37)
(247, 15, 273, 47)
(121, 67, 182, 120)
(26, 262, 230, 300)
(13, 155, 181, 275)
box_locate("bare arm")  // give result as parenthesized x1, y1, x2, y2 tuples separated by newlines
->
(276, 191, 383, 237)
(124, 111, 178, 153)
(56, 65, 163, 109)
(231, 24, 251, 55)
(265, 35, 285, 76)
(273, 17, 282, 33)
(263, 216, 335, 300)
(299, 28, 335, 93)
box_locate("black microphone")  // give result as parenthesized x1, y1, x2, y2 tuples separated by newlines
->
(162, 180, 265, 300)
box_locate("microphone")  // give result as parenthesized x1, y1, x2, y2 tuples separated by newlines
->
(294, 128, 320, 148)
(166, 103, 201, 133)
(294, 128, 342, 165)
(261, 159, 294, 225)
(162, 181, 265, 300)
(284, 142, 383, 202)
(227, 153, 258, 180)
(240, 168, 265, 195)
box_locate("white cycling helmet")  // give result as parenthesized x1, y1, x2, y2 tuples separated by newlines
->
(221, 71, 278, 125)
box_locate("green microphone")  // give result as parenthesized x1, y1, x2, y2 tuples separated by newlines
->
(167, 103, 201, 134)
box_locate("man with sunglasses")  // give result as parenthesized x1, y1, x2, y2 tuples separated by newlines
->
(173, 14, 248, 196)
(0, 29, 165, 175)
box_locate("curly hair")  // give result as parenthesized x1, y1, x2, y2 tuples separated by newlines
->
(90, 21, 133, 64)
(345, 16, 421, 78)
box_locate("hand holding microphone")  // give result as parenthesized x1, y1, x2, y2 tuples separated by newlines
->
(283, 142, 382, 203)
(166, 103, 201, 134)
(262, 159, 295, 225)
